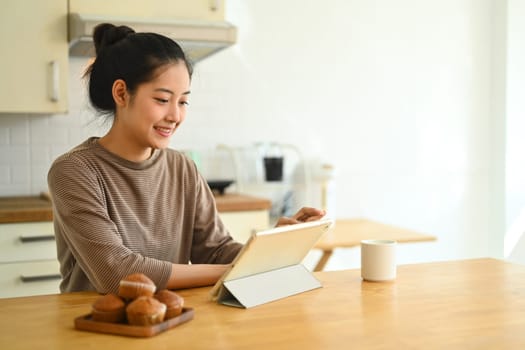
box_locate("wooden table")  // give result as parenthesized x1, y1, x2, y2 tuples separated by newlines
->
(312, 218, 437, 271)
(1, 258, 524, 349)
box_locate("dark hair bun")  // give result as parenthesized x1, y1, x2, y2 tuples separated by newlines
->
(93, 23, 135, 55)
(85, 22, 191, 115)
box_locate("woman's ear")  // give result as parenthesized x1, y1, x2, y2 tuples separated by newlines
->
(112, 79, 129, 107)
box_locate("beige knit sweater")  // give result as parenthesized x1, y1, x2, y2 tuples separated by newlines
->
(48, 137, 242, 293)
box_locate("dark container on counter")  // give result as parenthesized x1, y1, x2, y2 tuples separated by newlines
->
(263, 157, 284, 181)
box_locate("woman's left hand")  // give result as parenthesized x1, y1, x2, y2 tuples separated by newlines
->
(275, 207, 326, 227)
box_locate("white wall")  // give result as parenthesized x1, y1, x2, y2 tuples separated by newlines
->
(505, 0, 525, 264)
(179, 0, 503, 268)
(0, 0, 519, 269)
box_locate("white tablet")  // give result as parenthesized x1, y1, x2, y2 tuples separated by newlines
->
(210, 219, 334, 301)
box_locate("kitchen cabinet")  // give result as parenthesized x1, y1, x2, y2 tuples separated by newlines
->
(0, 222, 60, 298)
(0, 0, 68, 114)
(220, 210, 270, 244)
(69, 0, 226, 21)
(214, 194, 272, 243)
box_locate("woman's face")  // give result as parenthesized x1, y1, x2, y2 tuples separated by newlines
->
(118, 62, 191, 153)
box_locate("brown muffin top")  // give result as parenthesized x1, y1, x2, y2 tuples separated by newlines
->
(121, 273, 155, 285)
(154, 290, 184, 308)
(119, 273, 156, 294)
(92, 294, 125, 312)
(126, 296, 166, 316)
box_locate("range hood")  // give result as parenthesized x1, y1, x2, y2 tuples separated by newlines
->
(68, 13, 237, 63)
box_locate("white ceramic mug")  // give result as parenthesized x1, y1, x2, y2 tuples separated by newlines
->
(361, 239, 397, 282)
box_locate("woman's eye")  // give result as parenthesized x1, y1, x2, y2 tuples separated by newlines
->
(180, 100, 190, 106)
(154, 98, 169, 104)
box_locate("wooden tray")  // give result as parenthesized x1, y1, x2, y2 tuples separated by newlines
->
(74, 307, 194, 337)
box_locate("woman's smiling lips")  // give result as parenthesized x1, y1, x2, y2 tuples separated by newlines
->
(154, 126, 174, 137)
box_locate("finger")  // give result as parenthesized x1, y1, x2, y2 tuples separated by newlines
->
(275, 217, 301, 227)
(294, 209, 326, 222)
(292, 207, 325, 221)
(304, 215, 326, 222)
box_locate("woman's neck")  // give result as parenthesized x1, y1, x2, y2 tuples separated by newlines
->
(98, 133, 153, 162)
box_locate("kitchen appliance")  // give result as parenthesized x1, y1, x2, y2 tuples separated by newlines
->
(216, 143, 312, 221)
(68, 13, 237, 62)
(206, 179, 234, 195)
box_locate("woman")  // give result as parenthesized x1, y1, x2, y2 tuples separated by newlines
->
(48, 23, 325, 294)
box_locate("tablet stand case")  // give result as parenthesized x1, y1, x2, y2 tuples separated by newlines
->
(216, 264, 321, 308)
(212, 220, 333, 308)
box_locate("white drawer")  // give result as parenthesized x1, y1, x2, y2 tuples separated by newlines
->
(0, 222, 56, 263)
(0, 259, 61, 298)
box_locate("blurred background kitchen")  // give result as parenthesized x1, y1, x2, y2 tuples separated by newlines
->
(1, 0, 524, 277)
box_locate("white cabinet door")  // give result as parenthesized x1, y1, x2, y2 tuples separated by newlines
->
(0, 0, 68, 113)
(0, 221, 59, 298)
(0, 260, 61, 298)
(220, 210, 270, 244)
(0, 222, 56, 263)
(69, 0, 226, 21)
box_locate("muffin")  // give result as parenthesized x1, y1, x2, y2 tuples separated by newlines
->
(91, 293, 126, 323)
(126, 296, 167, 326)
(118, 273, 156, 300)
(154, 289, 184, 319)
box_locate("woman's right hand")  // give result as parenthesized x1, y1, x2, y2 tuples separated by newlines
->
(274, 207, 326, 227)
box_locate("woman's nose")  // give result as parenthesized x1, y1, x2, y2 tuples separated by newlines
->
(166, 105, 181, 123)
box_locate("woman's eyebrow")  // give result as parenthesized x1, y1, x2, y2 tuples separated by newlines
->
(154, 88, 191, 95)
(155, 88, 174, 94)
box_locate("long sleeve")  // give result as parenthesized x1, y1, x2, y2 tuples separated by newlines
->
(48, 152, 172, 293)
(189, 174, 243, 264)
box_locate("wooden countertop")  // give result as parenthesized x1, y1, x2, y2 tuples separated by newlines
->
(0, 193, 271, 224)
(213, 193, 271, 212)
(0, 194, 53, 223)
(0, 259, 524, 349)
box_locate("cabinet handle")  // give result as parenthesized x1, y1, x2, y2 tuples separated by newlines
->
(20, 274, 61, 283)
(210, 0, 219, 11)
(48, 60, 60, 102)
(19, 235, 55, 243)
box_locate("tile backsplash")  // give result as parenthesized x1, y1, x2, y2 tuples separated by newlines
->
(0, 58, 108, 196)
(0, 112, 107, 196)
